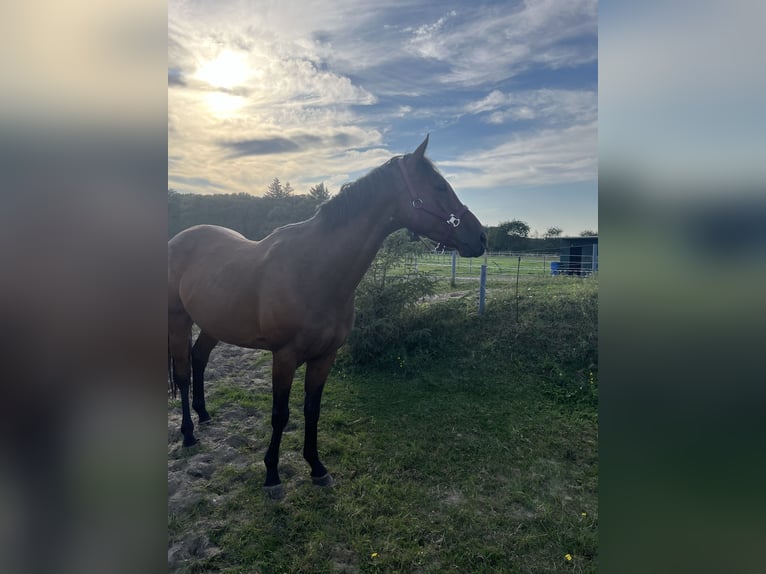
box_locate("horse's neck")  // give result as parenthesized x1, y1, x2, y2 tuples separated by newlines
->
(313, 199, 400, 297)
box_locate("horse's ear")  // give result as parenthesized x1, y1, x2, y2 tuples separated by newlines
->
(413, 134, 429, 160)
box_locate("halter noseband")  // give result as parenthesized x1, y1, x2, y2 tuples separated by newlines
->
(397, 158, 468, 228)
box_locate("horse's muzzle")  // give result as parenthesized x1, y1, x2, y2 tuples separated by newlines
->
(454, 234, 486, 258)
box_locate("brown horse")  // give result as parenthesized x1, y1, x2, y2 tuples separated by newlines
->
(168, 136, 486, 498)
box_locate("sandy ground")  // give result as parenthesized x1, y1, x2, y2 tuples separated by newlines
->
(167, 342, 274, 570)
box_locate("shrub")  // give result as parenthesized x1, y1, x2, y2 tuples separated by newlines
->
(343, 231, 438, 366)
(343, 231, 598, 410)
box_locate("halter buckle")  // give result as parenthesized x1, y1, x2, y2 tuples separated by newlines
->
(412, 198, 423, 208)
(447, 214, 461, 227)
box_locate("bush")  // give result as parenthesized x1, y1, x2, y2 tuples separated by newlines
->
(343, 231, 439, 366)
(343, 231, 598, 410)
(345, 274, 438, 365)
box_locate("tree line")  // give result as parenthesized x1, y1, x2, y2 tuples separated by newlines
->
(486, 220, 597, 252)
(168, 179, 329, 240)
(168, 185, 596, 251)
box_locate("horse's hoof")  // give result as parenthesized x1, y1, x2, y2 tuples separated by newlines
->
(311, 473, 335, 488)
(263, 484, 285, 500)
(182, 436, 199, 447)
(198, 414, 212, 425)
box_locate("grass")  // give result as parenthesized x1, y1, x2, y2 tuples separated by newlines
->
(392, 252, 561, 284)
(169, 275, 598, 573)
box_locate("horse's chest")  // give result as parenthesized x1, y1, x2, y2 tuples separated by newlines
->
(295, 308, 352, 353)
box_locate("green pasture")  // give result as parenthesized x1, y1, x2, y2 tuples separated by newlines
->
(392, 252, 560, 284)
(168, 276, 598, 573)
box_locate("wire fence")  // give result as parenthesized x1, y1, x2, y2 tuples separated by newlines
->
(392, 249, 597, 285)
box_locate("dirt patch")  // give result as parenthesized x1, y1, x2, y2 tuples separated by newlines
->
(168, 342, 273, 572)
(330, 544, 360, 574)
(168, 532, 223, 568)
(441, 488, 465, 506)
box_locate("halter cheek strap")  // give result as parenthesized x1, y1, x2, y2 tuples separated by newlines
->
(397, 158, 468, 228)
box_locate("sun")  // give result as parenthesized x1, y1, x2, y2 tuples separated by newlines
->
(195, 50, 251, 90)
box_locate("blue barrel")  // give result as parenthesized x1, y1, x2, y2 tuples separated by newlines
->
(550, 261, 561, 275)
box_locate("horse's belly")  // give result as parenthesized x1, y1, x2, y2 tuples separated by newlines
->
(180, 265, 353, 356)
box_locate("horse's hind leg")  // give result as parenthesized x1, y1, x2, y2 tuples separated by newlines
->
(169, 312, 197, 447)
(191, 331, 218, 424)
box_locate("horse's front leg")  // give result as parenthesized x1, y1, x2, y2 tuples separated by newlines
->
(263, 349, 297, 499)
(303, 351, 337, 487)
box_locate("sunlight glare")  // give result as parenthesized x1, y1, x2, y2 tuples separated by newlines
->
(195, 50, 251, 89)
(203, 92, 247, 117)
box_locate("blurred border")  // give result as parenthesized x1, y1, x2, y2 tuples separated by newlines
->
(3, 1, 765, 572)
(1, 2, 167, 573)
(600, 1, 766, 571)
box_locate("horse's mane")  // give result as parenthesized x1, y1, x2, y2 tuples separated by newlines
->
(315, 156, 402, 228)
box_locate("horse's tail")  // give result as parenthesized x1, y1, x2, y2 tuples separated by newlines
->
(168, 336, 177, 400)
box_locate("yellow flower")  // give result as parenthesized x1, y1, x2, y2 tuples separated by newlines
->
(564, 553, 573, 561)
(581, 512, 587, 517)
(371, 552, 378, 558)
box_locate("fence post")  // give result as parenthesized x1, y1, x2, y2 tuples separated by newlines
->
(479, 251, 487, 315)
(515, 255, 521, 321)
(451, 250, 457, 287)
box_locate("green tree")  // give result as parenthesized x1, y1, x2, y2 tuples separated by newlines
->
(544, 226, 563, 239)
(580, 230, 597, 237)
(266, 177, 286, 199)
(168, 189, 319, 240)
(505, 219, 530, 238)
(486, 219, 530, 251)
(309, 182, 330, 202)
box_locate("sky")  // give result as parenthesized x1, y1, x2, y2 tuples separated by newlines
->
(168, 0, 597, 235)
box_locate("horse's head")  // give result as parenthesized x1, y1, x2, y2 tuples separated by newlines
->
(396, 136, 487, 257)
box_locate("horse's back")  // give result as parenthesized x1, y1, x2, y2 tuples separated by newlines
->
(168, 225, 253, 307)
(169, 224, 250, 266)
(166, 220, 351, 354)
(169, 224, 248, 251)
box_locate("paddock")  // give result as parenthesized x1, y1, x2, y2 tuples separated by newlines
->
(168, 276, 598, 572)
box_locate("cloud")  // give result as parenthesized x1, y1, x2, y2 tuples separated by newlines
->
(168, 67, 185, 86)
(401, 1, 597, 86)
(407, 10, 457, 59)
(168, 0, 597, 206)
(465, 90, 507, 114)
(220, 137, 300, 157)
(466, 88, 597, 125)
(219, 132, 365, 158)
(168, 3, 390, 195)
(168, 174, 229, 192)
(443, 121, 597, 188)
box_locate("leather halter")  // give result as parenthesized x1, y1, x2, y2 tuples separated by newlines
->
(397, 157, 468, 228)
